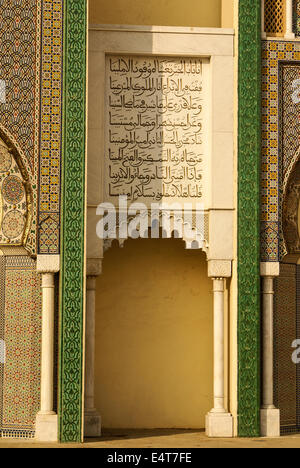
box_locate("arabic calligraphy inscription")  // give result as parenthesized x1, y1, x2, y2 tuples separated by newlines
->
(105, 55, 208, 205)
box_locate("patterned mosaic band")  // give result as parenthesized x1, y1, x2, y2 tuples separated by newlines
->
(59, 0, 87, 443)
(261, 40, 300, 262)
(38, 0, 63, 255)
(0, 0, 63, 256)
(238, 0, 261, 437)
(0, 256, 41, 439)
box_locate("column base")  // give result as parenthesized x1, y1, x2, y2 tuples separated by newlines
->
(84, 409, 101, 438)
(35, 413, 58, 442)
(260, 408, 280, 437)
(284, 33, 295, 40)
(205, 412, 233, 438)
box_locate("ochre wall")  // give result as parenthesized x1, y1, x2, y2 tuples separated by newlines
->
(222, 0, 234, 28)
(94, 238, 213, 429)
(89, 0, 223, 28)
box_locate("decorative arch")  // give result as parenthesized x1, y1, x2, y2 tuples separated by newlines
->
(282, 154, 300, 261)
(102, 212, 209, 255)
(283, 146, 300, 195)
(0, 132, 32, 249)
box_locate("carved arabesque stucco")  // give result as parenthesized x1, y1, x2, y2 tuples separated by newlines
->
(102, 210, 209, 254)
(283, 156, 300, 260)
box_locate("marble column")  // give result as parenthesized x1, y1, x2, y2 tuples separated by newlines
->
(35, 255, 59, 442)
(260, 263, 280, 437)
(206, 261, 233, 437)
(84, 259, 101, 437)
(285, 0, 295, 39)
(261, 0, 267, 38)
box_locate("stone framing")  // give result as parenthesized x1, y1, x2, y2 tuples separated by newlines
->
(59, 0, 87, 443)
(238, 0, 261, 437)
(58, 0, 263, 442)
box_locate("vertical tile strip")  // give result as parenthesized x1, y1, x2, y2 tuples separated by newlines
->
(0, 257, 5, 433)
(38, 0, 64, 255)
(59, 0, 87, 443)
(238, 0, 261, 437)
(296, 265, 300, 429)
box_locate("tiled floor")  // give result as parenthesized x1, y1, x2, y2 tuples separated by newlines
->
(0, 429, 300, 448)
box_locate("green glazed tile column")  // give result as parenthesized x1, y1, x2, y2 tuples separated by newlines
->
(238, 0, 261, 437)
(59, 0, 87, 443)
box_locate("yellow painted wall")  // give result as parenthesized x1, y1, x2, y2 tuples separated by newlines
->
(89, 0, 223, 28)
(94, 238, 213, 429)
(222, 0, 234, 28)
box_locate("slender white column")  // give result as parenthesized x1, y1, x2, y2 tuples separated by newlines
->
(39, 273, 55, 415)
(85, 276, 97, 413)
(262, 0, 267, 38)
(206, 269, 233, 438)
(260, 262, 280, 437)
(262, 276, 275, 410)
(35, 255, 59, 442)
(285, 0, 295, 39)
(212, 278, 226, 413)
(84, 259, 102, 437)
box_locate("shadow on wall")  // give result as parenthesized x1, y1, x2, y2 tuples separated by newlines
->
(94, 237, 213, 429)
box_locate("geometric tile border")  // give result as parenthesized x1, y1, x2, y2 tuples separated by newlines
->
(38, 0, 63, 255)
(0, 256, 41, 439)
(261, 40, 300, 262)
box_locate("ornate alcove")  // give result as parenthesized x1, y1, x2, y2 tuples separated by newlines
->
(0, 136, 31, 249)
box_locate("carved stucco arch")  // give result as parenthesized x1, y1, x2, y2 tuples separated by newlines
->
(282, 152, 300, 262)
(0, 130, 33, 250)
(101, 212, 209, 255)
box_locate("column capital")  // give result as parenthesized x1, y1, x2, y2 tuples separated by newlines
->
(260, 262, 280, 277)
(86, 257, 102, 277)
(37, 255, 60, 274)
(208, 260, 232, 278)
